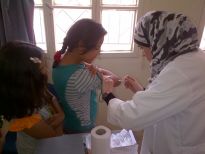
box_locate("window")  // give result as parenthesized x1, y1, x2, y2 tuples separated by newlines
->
(34, 0, 139, 54)
(34, 2, 46, 50)
(200, 26, 205, 50)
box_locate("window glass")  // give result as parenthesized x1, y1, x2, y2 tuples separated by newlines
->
(34, 8, 47, 51)
(33, 0, 139, 53)
(34, 0, 42, 5)
(53, 0, 91, 6)
(53, 9, 91, 50)
(102, 10, 135, 51)
(102, 0, 137, 5)
(200, 26, 205, 50)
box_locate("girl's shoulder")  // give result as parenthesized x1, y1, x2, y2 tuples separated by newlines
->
(71, 67, 100, 81)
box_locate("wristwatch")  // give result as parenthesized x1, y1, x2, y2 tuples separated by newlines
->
(102, 92, 116, 105)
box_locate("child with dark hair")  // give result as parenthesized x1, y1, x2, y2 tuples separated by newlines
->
(0, 41, 64, 153)
(52, 18, 120, 133)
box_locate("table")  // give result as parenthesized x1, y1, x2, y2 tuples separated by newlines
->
(34, 133, 86, 154)
(34, 130, 138, 154)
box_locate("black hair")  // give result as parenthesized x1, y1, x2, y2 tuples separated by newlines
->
(0, 41, 49, 121)
(53, 18, 107, 67)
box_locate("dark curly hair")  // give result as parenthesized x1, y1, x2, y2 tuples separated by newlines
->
(0, 41, 49, 121)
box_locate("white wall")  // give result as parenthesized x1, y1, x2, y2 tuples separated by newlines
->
(138, 0, 205, 40)
(47, 0, 205, 129)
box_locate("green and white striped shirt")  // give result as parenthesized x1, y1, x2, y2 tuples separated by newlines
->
(53, 64, 102, 132)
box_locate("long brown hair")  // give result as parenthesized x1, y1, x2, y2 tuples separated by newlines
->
(0, 41, 49, 120)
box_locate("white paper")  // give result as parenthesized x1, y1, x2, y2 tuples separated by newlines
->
(90, 125, 111, 154)
(84, 129, 138, 154)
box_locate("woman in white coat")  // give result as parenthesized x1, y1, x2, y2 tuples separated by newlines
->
(103, 11, 205, 154)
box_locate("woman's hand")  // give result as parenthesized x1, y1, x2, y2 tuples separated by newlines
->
(83, 62, 98, 76)
(84, 63, 121, 87)
(102, 75, 114, 94)
(98, 68, 121, 87)
(123, 75, 144, 93)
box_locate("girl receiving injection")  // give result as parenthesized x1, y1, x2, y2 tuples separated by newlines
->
(52, 18, 120, 133)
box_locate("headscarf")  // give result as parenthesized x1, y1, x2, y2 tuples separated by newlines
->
(134, 11, 199, 82)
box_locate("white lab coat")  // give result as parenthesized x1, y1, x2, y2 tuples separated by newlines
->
(107, 50, 205, 154)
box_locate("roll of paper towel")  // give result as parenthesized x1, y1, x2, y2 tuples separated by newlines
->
(91, 125, 111, 154)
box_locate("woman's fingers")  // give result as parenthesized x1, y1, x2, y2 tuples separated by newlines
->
(102, 75, 114, 93)
(123, 75, 136, 88)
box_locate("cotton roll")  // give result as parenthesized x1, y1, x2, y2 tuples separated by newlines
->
(91, 125, 111, 154)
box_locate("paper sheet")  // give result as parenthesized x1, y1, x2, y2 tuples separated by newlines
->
(83, 129, 138, 154)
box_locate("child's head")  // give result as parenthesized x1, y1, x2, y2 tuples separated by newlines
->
(0, 41, 48, 121)
(53, 18, 107, 66)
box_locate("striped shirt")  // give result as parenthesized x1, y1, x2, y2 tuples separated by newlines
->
(52, 64, 101, 132)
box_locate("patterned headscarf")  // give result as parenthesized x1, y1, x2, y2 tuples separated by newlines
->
(134, 11, 199, 82)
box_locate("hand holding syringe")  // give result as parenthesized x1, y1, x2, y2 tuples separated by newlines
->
(102, 74, 144, 94)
